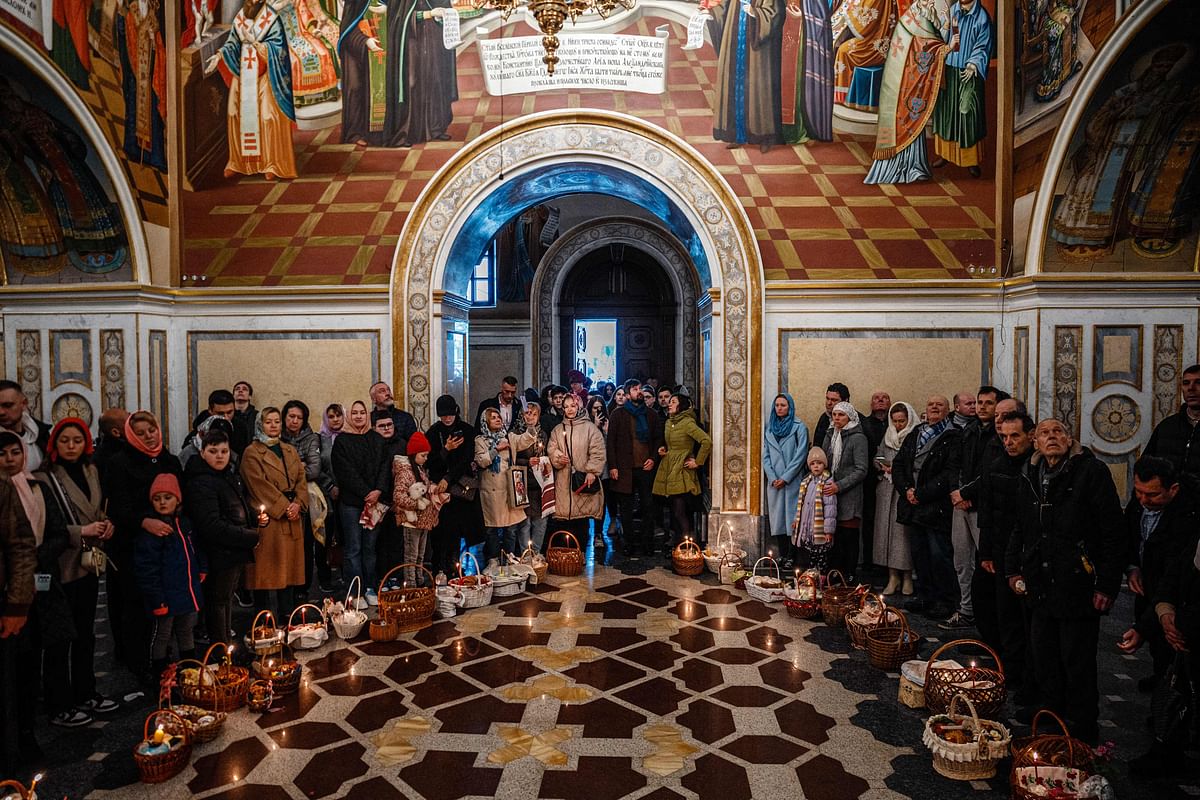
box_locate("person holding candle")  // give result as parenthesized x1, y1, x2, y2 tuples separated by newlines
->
(476, 408, 538, 561)
(513, 402, 552, 554)
(241, 408, 309, 619)
(392, 431, 443, 586)
(37, 418, 120, 725)
(281, 400, 330, 599)
(185, 427, 268, 644)
(790, 447, 838, 571)
(549, 393, 608, 547)
(134, 474, 206, 682)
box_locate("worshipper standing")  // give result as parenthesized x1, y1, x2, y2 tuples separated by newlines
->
(566, 370, 589, 411)
(811, 382, 848, 458)
(548, 393, 607, 546)
(476, 408, 537, 560)
(791, 447, 838, 570)
(821, 401, 869, 580)
(282, 400, 332, 595)
(241, 408, 309, 619)
(513, 403, 552, 553)
(102, 410, 182, 683)
(475, 376, 524, 435)
(0, 470, 36, 775)
(392, 432, 442, 586)
(873, 401, 917, 596)
(38, 418, 119, 724)
(891, 395, 961, 620)
(608, 386, 627, 414)
(370, 381, 419, 442)
(1144, 363, 1200, 492)
(0, 380, 51, 471)
(372, 410, 409, 583)
(332, 401, 389, 607)
(318, 403, 345, 592)
(653, 394, 712, 552)
(763, 393, 809, 565)
(185, 428, 265, 644)
(426, 395, 485, 575)
(859, 390, 891, 576)
(231, 380, 258, 456)
(1006, 419, 1123, 744)
(608, 381, 666, 559)
(541, 385, 566, 432)
(93, 407, 129, 478)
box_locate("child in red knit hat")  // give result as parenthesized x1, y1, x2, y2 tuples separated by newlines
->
(392, 432, 446, 587)
(134, 474, 207, 680)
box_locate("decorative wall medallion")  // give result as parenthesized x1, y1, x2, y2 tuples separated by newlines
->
(17, 331, 42, 419)
(51, 393, 94, 426)
(50, 330, 92, 389)
(1092, 395, 1140, 444)
(100, 330, 126, 411)
(1092, 326, 1142, 390)
(1152, 325, 1183, 426)
(1052, 326, 1083, 438)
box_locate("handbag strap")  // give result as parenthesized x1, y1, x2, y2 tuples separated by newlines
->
(46, 470, 81, 528)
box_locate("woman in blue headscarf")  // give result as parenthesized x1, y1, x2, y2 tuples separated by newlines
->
(763, 393, 809, 563)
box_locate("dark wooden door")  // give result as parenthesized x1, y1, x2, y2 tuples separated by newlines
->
(558, 246, 677, 384)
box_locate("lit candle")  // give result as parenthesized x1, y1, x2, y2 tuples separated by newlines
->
(970, 660, 977, 689)
(1032, 751, 1040, 783)
(29, 773, 42, 793)
(153, 724, 165, 745)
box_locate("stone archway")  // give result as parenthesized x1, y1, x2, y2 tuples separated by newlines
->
(391, 109, 764, 518)
(532, 218, 700, 395)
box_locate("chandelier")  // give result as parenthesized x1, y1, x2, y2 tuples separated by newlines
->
(473, 0, 635, 75)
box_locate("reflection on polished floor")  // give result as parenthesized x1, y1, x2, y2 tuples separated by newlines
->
(26, 543, 1166, 800)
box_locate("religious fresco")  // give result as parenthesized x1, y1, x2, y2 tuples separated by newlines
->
(0, 0, 170, 223)
(0, 51, 131, 284)
(176, 0, 998, 285)
(1041, 2, 1200, 273)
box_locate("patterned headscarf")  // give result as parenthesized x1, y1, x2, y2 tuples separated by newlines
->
(828, 401, 861, 473)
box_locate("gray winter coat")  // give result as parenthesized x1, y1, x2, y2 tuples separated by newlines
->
(822, 425, 869, 522)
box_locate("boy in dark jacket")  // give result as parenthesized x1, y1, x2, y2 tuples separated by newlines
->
(135, 474, 207, 679)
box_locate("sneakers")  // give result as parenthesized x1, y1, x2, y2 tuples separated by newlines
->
(51, 709, 93, 728)
(364, 589, 379, 607)
(937, 612, 976, 631)
(354, 596, 369, 611)
(80, 695, 119, 715)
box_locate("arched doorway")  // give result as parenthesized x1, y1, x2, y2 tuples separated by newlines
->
(391, 109, 764, 527)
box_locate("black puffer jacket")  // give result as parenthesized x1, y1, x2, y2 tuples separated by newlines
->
(1004, 443, 1124, 617)
(101, 445, 183, 559)
(977, 448, 1030, 564)
(184, 457, 260, 571)
(892, 423, 962, 533)
(957, 421, 998, 503)
(1145, 408, 1200, 491)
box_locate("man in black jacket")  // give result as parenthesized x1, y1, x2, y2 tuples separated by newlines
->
(1121, 456, 1198, 692)
(1006, 419, 1124, 743)
(607, 380, 664, 558)
(892, 395, 961, 619)
(859, 390, 891, 577)
(231, 380, 258, 456)
(811, 382, 849, 458)
(1145, 363, 1200, 492)
(0, 380, 52, 471)
(370, 381, 419, 442)
(475, 376, 524, 435)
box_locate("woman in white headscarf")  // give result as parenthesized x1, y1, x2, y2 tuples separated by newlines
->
(873, 401, 917, 595)
(820, 400, 869, 581)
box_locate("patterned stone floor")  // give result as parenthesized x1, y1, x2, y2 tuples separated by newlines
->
(10, 546, 1177, 799)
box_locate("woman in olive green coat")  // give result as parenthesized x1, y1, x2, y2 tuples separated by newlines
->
(653, 394, 711, 549)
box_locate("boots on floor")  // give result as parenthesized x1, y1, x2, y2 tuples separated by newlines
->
(881, 569, 901, 596)
(901, 571, 914, 596)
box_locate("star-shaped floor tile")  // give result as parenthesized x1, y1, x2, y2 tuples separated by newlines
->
(516, 645, 604, 670)
(488, 726, 572, 766)
(502, 674, 595, 703)
(369, 716, 432, 766)
(642, 723, 699, 776)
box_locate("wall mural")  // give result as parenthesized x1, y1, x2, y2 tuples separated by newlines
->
(1042, 3, 1200, 272)
(0, 51, 131, 283)
(177, 0, 998, 285)
(0, 0, 170, 223)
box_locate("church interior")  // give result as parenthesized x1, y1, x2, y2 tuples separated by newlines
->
(1, 0, 1199, 796)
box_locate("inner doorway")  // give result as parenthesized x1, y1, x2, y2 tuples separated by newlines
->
(557, 244, 679, 386)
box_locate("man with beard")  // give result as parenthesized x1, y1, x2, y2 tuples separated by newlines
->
(370, 381, 418, 442)
(607, 380, 665, 558)
(1145, 364, 1200, 492)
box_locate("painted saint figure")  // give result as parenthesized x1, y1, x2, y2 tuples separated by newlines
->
(338, 0, 387, 145)
(1035, 0, 1081, 103)
(379, 0, 458, 147)
(832, 0, 896, 108)
(0, 104, 65, 277)
(208, 0, 298, 181)
(708, 0, 783, 152)
(52, 0, 92, 89)
(1125, 86, 1200, 258)
(780, 0, 834, 144)
(115, 0, 168, 171)
(864, 0, 950, 184)
(181, 0, 219, 47)
(269, 0, 341, 107)
(930, 0, 992, 177)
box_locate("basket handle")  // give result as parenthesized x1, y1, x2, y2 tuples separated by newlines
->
(751, 555, 780, 581)
(1029, 709, 1079, 766)
(458, 550, 483, 577)
(344, 575, 362, 609)
(797, 572, 817, 590)
(880, 606, 908, 632)
(825, 569, 846, 589)
(250, 609, 277, 636)
(676, 539, 702, 556)
(719, 552, 741, 567)
(947, 692, 981, 730)
(143, 707, 190, 745)
(0, 780, 32, 799)
(287, 603, 327, 630)
(547, 530, 580, 551)
(926, 637, 1005, 676)
(716, 522, 733, 553)
(200, 641, 231, 669)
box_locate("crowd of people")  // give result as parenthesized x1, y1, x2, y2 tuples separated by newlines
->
(0, 361, 1198, 777)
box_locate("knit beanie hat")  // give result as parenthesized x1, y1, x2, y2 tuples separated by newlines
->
(435, 394, 459, 417)
(407, 431, 431, 456)
(149, 473, 182, 503)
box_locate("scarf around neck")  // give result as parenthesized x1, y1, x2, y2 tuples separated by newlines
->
(828, 401, 861, 473)
(343, 402, 372, 435)
(917, 417, 951, 450)
(6, 438, 45, 545)
(769, 394, 797, 440)
(482, 426, 506, 473)
(882, 402, 919, 451)
(625, 399, 650, 443)
(320, 404, 345, 440)
(254, 414, 281, 447)
(124, 413, 163, 458)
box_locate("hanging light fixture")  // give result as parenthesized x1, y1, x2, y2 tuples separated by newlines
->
(474, 0, 635, 74)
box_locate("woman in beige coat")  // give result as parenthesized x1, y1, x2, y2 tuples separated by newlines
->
(547, 394, 606, 548)
(240, 407, 309, 617)
(475, 408, 536, 561)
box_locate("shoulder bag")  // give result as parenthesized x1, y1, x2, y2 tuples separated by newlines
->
(565, 426, 601, 495)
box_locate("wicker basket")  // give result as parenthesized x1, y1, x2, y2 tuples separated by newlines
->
(178, 642, 249, 713)
(898, 659, 927, 709)
(520, 543, 548, 583)
(845, 593, 893, 649)
(369, 614, 400, 642)
(703, 524, 747, 574)
(244, 609, 286, 656)
(170, 703, 227, 744)
(865, 608, 919, 671)
(672, 538, 705, 576)
(332, 576, 368, 640)
(246, 679, 274, 712)
(717, 552, 743, 585)
(1010, 710, 1096, 800)
(253, 644, 302, 695)
(286, 603, 329, 650)
(924, 639, 1007, 720)
(546, 530, 583, 576)
(379, 563, 437, 632)
(435, 585, 465, 617)
(449, 552, 494, 609)
(0, 779, 38, 799)
(745, 556, 788, 603)
(820, 570, 865, 627)
(784, 572, 822, 619)
(923, 693, 1012, 781)
(133, 708, 192, 784)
